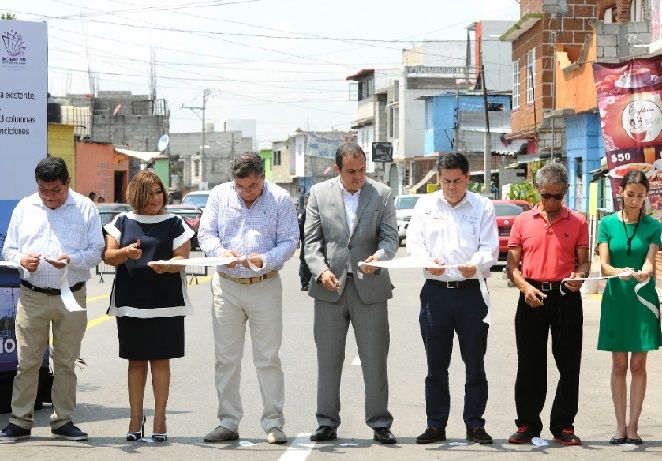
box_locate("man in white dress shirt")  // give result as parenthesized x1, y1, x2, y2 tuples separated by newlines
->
(198, 153, 299, 445)
(1, 156, 103, 442)
(406, 152, 498, 445)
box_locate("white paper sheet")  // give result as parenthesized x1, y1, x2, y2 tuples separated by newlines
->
(560, 271, 658, 318)
(44, 258, 84, 312)
(358, 257, 457, 269)
(148, 255, 238, 267)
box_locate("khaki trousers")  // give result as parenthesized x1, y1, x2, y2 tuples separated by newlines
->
(211, 272, 284, 432)
(10, 285, 87, 430)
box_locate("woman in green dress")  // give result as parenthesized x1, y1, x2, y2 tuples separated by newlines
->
(598, 170, 661, 445)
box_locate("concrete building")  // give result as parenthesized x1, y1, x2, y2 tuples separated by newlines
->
(288, 129, 356, 200)
(500, 0, 600, 164)
(346, 24, 513, 195)
(169, 129, 252, 191)
(550, 0, 650, 213)
(422, 93, 525, 196)
(52, 91, 170, 180)
(75, 142, 129, 204)
(270, 140, 294, 197)
(259, 148, 273, 182)
(225, 119, 257, 151)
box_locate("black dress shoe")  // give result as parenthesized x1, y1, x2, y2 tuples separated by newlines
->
(466, 427, 493, 444)
(416, 427, 446, 444)
(310, 426, 337, 442)
(373, 427, 396, 444)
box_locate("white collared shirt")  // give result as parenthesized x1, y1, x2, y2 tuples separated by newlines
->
(2, 190, 104, 288)
(406, 191, 498, 281)
(341, 186, 361, 236)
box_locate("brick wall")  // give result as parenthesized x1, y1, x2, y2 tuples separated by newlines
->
(511, 0, 597, 136)
(519, 0, 543, 15)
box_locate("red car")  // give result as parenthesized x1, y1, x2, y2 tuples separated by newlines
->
(492, 200, 531, 260)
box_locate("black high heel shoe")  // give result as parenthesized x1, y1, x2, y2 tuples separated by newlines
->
(152, 433, 168, 442)
(126, 415, 146, 441)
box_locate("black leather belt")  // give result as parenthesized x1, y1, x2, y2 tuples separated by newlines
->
(526, 279, 563, 292)
(21, 280, 85, 296)
(431, 279, 480, 289)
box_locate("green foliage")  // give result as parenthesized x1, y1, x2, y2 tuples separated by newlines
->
(507, 181, 540, 204)
(467, 182, 483, 193)
(506, 160, 545, 204)
(1, 12, 16, 20)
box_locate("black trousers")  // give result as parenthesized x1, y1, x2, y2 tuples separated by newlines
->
(514, 289, 582, 435)
(299, 246, 311, 287)
(419, 280, 489, 429)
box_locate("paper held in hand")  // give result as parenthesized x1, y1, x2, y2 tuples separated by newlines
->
(358, 256, 460, 270)
(148, 255, 239, 267)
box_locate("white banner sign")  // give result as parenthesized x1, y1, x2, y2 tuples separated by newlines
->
(0, 20, 47, 244)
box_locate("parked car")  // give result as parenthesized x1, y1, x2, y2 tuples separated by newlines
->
(395, 194, 423, 245)
(492, 199, 532, 261)
(182, 191, 210, 210)
(97, 203, 131, 228)
(165, 204, 203, 250)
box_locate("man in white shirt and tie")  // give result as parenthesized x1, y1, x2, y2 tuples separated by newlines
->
(406, 152, 498, 445)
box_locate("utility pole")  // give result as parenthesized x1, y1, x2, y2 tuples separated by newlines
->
(182, 88, 211, 188)
(480, 62, 492, 197)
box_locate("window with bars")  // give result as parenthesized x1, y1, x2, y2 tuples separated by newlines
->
(526, 48, 535, 103)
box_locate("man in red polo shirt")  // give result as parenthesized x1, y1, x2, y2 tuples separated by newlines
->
(506, 163, 589, 446)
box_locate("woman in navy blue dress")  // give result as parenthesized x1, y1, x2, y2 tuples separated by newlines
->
(103, 171, 193, 442)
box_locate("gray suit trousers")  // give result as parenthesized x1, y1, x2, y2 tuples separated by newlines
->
(314, 277, 393, 429)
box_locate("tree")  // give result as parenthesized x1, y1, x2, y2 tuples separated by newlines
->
(1, 12, 17, 20)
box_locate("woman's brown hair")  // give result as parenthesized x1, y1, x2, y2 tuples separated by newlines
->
(126, 170, 168, 214)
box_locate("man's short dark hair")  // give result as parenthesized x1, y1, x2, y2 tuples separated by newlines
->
(231, 152, 265, 179)
(438, 153, 469, 174)
(35, 156, 69, 183)
(335, 142, 366, 169)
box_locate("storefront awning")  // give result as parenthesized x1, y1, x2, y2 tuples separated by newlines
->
(114, 147, 162, 163)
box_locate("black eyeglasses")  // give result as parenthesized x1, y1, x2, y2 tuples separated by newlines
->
(539, 192, 565, 200)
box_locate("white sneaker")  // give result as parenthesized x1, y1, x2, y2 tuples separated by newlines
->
(204, 426, 239, 443)
(267, 427, 287, 444)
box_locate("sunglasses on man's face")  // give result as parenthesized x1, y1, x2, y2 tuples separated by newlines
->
(539, 192, 565, 200)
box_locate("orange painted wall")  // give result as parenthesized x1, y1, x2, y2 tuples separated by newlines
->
(75, 142, 128, 203)
(555, 31, 598, 112)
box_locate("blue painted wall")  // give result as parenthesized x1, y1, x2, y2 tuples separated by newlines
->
(424, 94, 512, 156)
(565, 113, 610, 212)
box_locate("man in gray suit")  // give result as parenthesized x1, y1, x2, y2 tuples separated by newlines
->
(304, 142, 399, 444)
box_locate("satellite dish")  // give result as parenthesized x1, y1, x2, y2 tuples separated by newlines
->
(158, 134, 170, 152)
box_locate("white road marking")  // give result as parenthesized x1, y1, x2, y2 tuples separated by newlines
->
(279, 433, 314, 461)
(351, 356, 361, 366)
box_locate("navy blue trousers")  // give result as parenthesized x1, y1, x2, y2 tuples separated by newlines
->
(419, 280, 489, 429)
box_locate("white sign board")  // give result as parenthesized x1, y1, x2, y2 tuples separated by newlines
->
(0, 20, 47, 247)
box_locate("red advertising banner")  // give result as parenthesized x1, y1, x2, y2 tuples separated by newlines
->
(593, 58, 662, 215)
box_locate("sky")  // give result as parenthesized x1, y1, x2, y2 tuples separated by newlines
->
(3, 0, 520, 146)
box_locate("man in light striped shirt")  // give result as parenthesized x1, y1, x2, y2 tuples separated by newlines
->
(198, 152, 298, 445)
(1, 156, 103, 442)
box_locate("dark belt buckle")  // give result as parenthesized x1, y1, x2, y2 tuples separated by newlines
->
(541, 282, 552, 292)
(445, 281, 458, 289)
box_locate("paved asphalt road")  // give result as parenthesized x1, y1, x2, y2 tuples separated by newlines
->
(2, 248, 662, 460)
